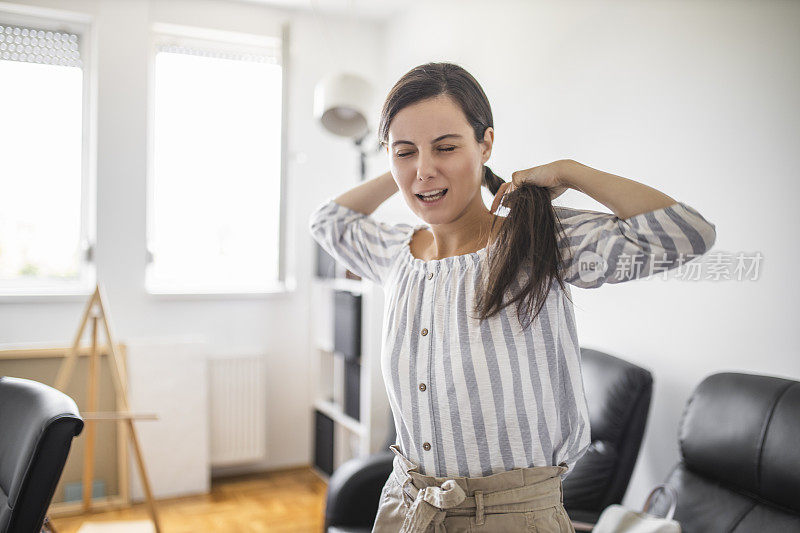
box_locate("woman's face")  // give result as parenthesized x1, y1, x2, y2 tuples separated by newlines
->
(386, 95, 493, 225)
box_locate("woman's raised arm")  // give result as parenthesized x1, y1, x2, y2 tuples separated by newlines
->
(334, 170, 399, 215)
(558, 160, 679, 220)
(308, 170, 408, 286)
(506, 160, 717, 288)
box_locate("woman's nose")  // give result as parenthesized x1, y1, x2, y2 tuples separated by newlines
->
(416, 151, 436, 181)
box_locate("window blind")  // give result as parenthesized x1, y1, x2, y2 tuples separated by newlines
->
(0, 24, 81, 67)
(156, 43, 278, 65)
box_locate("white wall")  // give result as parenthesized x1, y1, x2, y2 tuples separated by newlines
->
(0, 0, 386, 496)
(380, 0, 800, 508)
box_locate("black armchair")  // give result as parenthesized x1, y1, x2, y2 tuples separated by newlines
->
(323, 347, 653, 532)
(0, 376, 84, 533)
(325, 449, 394, 533)
(647, 372, 800, 532)
(562, 348, 653, 526)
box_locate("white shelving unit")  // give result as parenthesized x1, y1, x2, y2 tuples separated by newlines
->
(310, 272, 391, 479)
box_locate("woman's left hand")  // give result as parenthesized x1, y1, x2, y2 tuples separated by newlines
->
(490, 160, 572, 214)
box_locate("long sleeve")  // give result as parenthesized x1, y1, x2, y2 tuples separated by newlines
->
(554, 201, 717, 289)
(308, 198, 412, 285)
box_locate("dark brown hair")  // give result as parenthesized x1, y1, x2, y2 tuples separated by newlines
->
(378, 62, 571, 329)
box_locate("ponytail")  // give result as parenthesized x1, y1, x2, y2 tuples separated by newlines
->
(476, 164, 571, 330)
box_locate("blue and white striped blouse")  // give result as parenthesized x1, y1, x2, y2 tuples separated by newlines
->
(309, 198, 716, 480)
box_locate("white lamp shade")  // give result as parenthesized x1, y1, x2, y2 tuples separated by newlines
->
(314, 73, 374, 139)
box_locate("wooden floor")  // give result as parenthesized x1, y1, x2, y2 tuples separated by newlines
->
(51, 466, 329, 533)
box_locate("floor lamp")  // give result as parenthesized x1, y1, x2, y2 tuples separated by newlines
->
(313, 72, 381, 181)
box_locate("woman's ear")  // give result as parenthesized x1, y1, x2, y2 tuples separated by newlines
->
(481, 127, 494, 163)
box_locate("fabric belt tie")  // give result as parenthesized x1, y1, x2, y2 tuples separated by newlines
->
(400, 477, 466, 533)
(397, 472, 563, 533)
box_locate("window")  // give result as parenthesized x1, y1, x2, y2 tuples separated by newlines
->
(146, 24, 286, 294)
(0, 14, 94, 296)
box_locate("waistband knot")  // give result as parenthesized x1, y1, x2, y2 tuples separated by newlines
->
(400, 478, 466, 533)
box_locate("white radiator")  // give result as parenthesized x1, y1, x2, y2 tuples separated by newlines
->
(208, 355, 268, 466)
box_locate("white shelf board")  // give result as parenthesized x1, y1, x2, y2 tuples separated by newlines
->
(314, 277, 365, 294)
(316, 342, 334, 353)
(314, 398, 366, 437)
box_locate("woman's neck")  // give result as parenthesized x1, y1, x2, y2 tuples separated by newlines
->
(423, 194, 500, 260)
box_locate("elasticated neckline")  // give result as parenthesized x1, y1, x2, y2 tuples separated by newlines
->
(402, 224, 489, 272)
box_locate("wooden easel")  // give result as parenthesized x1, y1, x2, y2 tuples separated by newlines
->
(54, 283, 162, 533)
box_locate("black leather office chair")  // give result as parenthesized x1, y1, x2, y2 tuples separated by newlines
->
(324, 347, 653, 532)
(647, 372, 800, 532)
(0, 376, 84, 533)
(325, 447, 395, 533)
(562, 348, 653, 525)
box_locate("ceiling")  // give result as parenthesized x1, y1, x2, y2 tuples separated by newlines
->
(233, 0, 430, 20)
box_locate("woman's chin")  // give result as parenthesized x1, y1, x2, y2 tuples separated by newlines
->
(417, 212, 451, 226)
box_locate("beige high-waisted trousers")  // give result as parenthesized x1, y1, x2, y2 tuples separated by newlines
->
(371, 444, 576, 533)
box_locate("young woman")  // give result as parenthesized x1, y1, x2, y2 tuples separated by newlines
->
(309, 62, 716, 533)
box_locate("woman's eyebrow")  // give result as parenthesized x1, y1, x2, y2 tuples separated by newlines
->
(391, 133, 463, 147)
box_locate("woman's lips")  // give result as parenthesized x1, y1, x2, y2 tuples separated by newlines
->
(416, 188, 448, 205)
